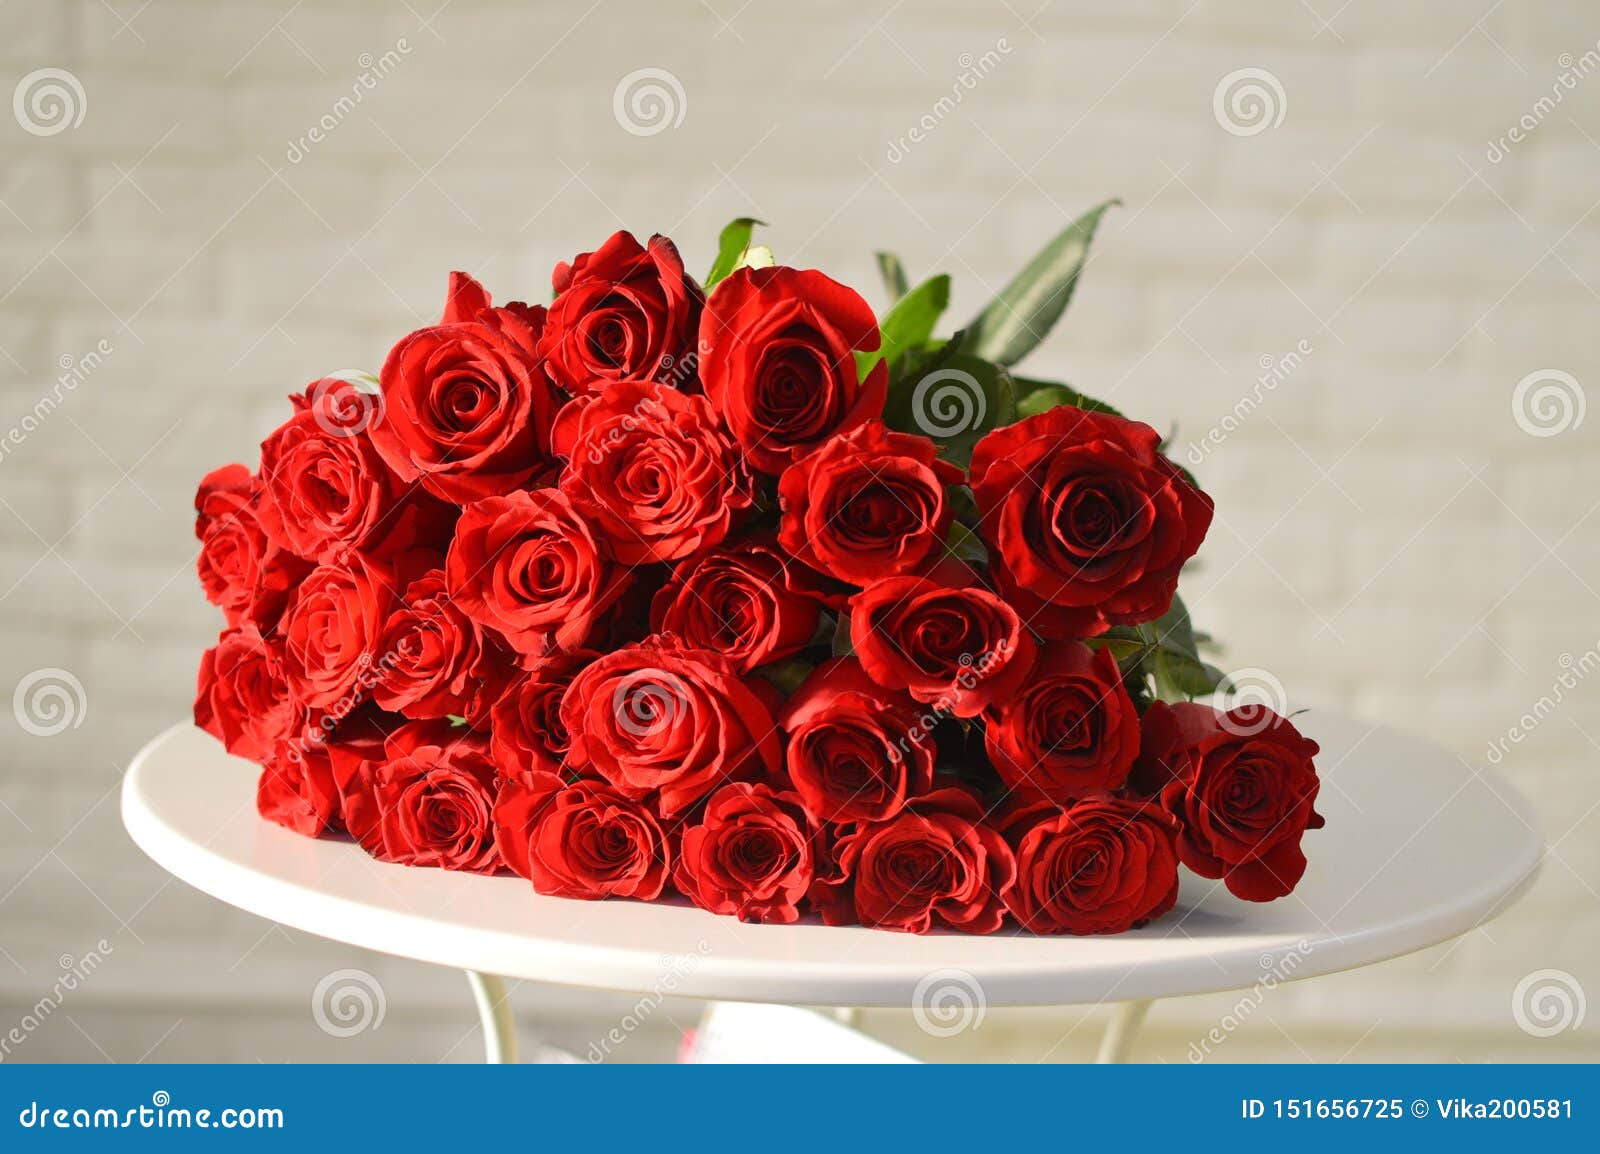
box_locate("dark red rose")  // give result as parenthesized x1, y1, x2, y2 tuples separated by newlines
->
(195, 623, 296, 762)
(256, 378, 451, 563)
(372, 275, 561, 502)
(194, 464, 309, 630)
(255, 715, 389, 837)
(554, 379, 752, 564)
(814, 786, 1015, 934)
(999, 794, 1180, 934)
(561, 638, 782, 817)
(779, 657, 934, 824)
(849, 568, 1035, 718)
(280, 553, 405, 710)
(674, 783, 816, 924)
(337, 720, 501, 873)
(699, 265, 888, 474)
(1132, 701, 1323, 902)
(538, 231, 702, 394)
(777, 420, 962, 585)
(649, 538, 821, 673)
(371, 569, 514, 724)
(488, 653, 592, 780)
(446, 487, 627, 655)
(492, 771, 669, 899)
(984, 643, 1139, 803)
(969, 406, 1213, 639)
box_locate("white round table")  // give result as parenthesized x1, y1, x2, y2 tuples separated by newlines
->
(121, 713, 1543, 1063)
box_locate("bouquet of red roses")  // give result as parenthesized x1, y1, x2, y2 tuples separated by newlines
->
(193, 204, 1323, 935)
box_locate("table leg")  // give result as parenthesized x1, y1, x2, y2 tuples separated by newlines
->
(465, 971, 518, 1064)
(1095, 999, 1152, 1063)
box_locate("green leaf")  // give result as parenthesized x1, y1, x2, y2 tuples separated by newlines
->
(754, 659, 813, 697)
(882, 345, 1017, 468)
(962, 198, 1119, 367)
(1141, 594, 1226, 701)
(1014, 378, 1126, 420)
(944, 519, 987, 564)
(446, 714, 469, 728)
(875, 252, 909, 300)
(704, 217, 764, 289)
(831, 614, 856, 657)
(856, 273, 950, 382)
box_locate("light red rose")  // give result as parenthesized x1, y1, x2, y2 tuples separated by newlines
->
(280, 552, 407, 710)
(488, 653, 592, 781)
(195, 623, 296, 762)
(538, 231, 702, 394)
(193, 464, 309, 630)
(561, 639, 783, 817)
(777, 420, 962, 585)
(984, 642, 1139, 803)
(1132, 701, 1323, 902)
(969, 406, 1213, 638)
(699, 265, 888, 474)
(554, 379, 752, 564)
(371, 569, 514, 724)
(445, 487, 627, 656)
(648, 538, 821, 673)
(492, 771, 669, 900)
(779, 657, 934, 824)
(674, 783, 816, 924)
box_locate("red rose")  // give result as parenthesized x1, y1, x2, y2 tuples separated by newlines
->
(373, 275, 560, 502)
(337, 720, 501, 873)
(538, 231, 702, 394)
(699, 265, 888, 474)
(561, 639, 782, 816)
(195, 623, 296, 762)
(554, 379, 752, 564)
(849, 568, 1035, 718)
(492, 771, 669, 900)
(777, 420, 962, 585)
(649, 538, 821, 673)
(969, 406, 1213, 638)
(445, 488, 627, 656)
(255, 715, 389, 837)
(488, 653, 592, 780)
(371, 569, 514, 724)
(779, 657, 934, 824)
(280, 553, 405, 710)
(674, 783, 816, 924)
(194, 464, 309, 629)
(815, 786, 1015, 934)
(1133, 701, 1323, 902)
(984, 643, 1139, 803)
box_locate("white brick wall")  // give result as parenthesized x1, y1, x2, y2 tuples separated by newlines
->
(1, 0, 1597, 1063)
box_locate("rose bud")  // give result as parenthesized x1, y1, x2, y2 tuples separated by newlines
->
(493, 771, 669, 900)
(488, 653, 593, 781)
(195, 623, 296, 762)
(969, 406, 1213, 638)
(193, 464, 310, 631)
(779, 657, 935, 824)
(538, 231, 702, 395)
(1132, 701, 1323, 902)
(777, 420, 962, 586)
(649, 539, 822, 673)
(699, 265, 888, 474)
(984, 642, 1139, 803)
(554, 379, 753, 565)
(674, 783, 817, 924)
